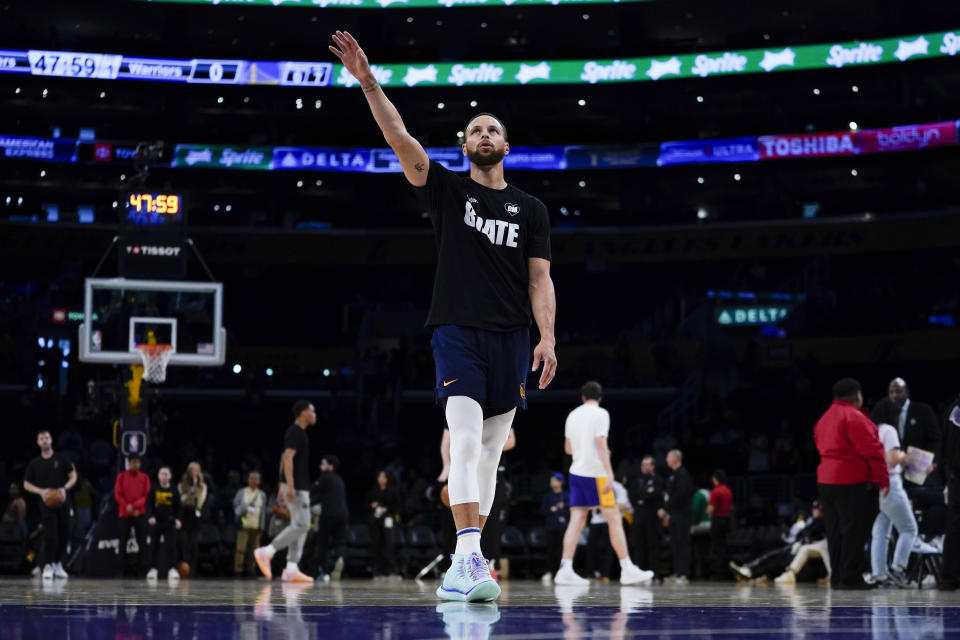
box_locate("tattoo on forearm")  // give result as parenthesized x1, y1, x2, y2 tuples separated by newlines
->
(362, 82, 379, 93)
(415, 162, 424, 172)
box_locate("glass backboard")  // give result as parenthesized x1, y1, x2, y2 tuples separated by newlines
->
(78, 278, 225, 366)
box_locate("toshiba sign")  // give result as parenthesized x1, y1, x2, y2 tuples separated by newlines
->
(758, 132, 858, 159)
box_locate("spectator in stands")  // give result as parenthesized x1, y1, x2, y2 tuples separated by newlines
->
(146, 465, 181, 582)
(178, 461, 208, 574)
(815, 378, 888, 589)
(658, 449, 693, 584)
(629, 456, 663, 578)
(233, 471, 267, 577)
(114, 454, 151, 577)
(889, 377, 943, 490)
(366, 470, 399, 577)
(707, 470, 732, 573)
(23, 428, 76, 581)
(3, 482, 26, 536)
(313, 455, 348, 580)
(729, 501, 829, 584)
(869, 399, 918, 588)
(540, 472, 568, 581)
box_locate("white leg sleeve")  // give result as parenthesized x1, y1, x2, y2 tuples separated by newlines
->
(478, 409, 516, 516)
(445, 396, 484, 506)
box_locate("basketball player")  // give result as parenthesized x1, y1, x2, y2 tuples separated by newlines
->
(554, 382, 652, 585)
(330, 31, 557, 602)
(23, 429, 76, 581)
(254, 400, 316, 583)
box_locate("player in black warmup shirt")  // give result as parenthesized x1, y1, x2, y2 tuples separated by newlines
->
(330, 31, 557, 602)
(23, 429, 76, 580)
(146, 465, 182, 582)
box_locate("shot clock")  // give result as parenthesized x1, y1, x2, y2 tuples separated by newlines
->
(125, 192, 184, 226)
(120, 192, 186, 278)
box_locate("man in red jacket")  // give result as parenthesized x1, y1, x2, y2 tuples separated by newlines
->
(815, 378, 889, 589)
(115, 454, 152, 577)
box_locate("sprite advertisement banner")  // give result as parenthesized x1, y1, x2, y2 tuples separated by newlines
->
(333, 31, 960, 88)
(129, 0, 659, 8)
(2, 30, 958, 89)
(172, 145, 274, 170)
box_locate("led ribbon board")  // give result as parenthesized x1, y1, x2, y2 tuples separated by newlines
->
(0, 30, 958, 88)
(129, 0, 659, 6)
(5, 120, 957, 173)
(0, 50, 334, 86)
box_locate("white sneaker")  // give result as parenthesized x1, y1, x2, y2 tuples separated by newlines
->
(42, 564, 54, 581)
(912, 538, 940, 554)
(53, 562, 68, 579)
(554, 566, 589, 585)
(168, 567, 180, 582)
(540, 572, 552, 583)
(673, 575, 689, 585)
(146, 568, 158, 581)
(774, 570, 796, 584)
(730, 562, 752, 579)
(620, 564, 654, 585)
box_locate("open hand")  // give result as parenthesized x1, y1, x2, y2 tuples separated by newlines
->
(329, 31, 373, 85)
(532, 340, 557, 389)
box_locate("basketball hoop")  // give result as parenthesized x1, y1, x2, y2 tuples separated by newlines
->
(136, 344, 173, 384)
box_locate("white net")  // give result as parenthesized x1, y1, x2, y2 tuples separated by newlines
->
(136, 345, 173, 384)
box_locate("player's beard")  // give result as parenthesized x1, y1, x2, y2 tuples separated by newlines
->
(467, 144, 505, 166)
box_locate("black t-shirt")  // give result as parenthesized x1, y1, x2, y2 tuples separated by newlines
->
(312, 471, 348, 519)
(414, 162, 552, 331)
(283, 423, 311, 490)
(148, 484, 181, 523)
(24, 452, 73, 489)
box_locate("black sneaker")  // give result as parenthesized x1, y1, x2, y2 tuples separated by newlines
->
(888, 567, 911, 588)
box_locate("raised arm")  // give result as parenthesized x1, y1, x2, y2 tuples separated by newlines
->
(329, 31, 429, 186)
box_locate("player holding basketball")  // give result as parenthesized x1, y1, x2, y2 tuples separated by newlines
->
(330, 31, 557, 602)
(23, 429, 76, 581)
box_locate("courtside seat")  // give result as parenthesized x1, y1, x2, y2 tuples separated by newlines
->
(0, 521, 26, 574)
(526, 527, 548, 574)
(405, 525, 441, 574)
(500, 526, 528, 578)
(346, 522, 373, 577)
(197, 522, 224, 575)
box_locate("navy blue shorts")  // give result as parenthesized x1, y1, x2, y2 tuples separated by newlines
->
(431, 325, 530, 411)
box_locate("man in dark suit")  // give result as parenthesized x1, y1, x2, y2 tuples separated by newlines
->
(658, 449, 693, 583)
(629, 455, 664, 577)
(889, 377, 943, 489)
